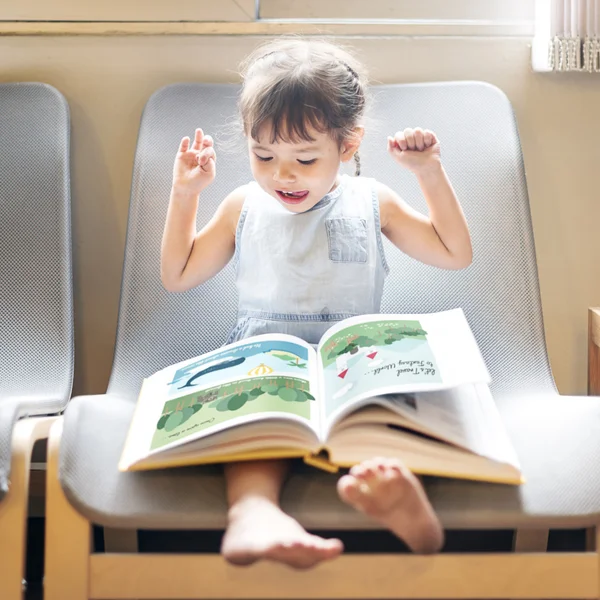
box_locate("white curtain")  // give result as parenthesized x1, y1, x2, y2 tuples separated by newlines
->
(543, 0, 600, 71)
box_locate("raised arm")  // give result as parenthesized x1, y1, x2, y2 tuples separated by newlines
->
(379, 128, 472, 270)
(161, 128, 245, 292)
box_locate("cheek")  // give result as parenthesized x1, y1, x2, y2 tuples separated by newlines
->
(250, 159, 269, 178)
(314, 157, 341, 179)
(296, 163, 329, 183)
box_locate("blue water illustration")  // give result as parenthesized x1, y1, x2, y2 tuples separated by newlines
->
(166, 340, 309, 399)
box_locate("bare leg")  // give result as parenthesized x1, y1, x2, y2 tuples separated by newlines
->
(221, 460, 343, 568)
(337, 457, 444, 554)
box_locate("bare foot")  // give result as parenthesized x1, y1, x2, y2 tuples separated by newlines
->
(337, 458, 444, 554)
(222, 496, 343, 569)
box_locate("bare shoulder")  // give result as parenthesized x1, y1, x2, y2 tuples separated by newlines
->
(217, 184, 250, 234)
(221, 184, 249, 214)
(375, 180, 404, 230)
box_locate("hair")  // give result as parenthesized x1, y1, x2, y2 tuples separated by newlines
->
(238, 38, 369, 176)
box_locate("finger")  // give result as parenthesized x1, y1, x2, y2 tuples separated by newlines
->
(179, 136, 190, 153)
(201, 155, 216, 174)
(191, 128, 204, 151)
(387, 136, 397, 152)
(201, 134, 214, 148)
(403, 128, 416, 150)
(413, 127, 425, 151)
(394, 131, 408, 152)
(199, 147, 216, 163)
(201, 159, 215, 174)
(198, 147, 216, 168)
(423, 130, 434, 147)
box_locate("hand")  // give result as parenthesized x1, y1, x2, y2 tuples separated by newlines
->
(172, 128, 216, 195)
(387, 128, 441, 176)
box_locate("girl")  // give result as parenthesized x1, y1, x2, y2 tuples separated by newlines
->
(161, 38, 472, 569)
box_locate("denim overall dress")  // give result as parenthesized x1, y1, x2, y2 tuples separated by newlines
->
(227, 174, 390, 346)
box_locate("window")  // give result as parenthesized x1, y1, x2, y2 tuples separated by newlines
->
(2, 0, 538, 37)
(1, 0, 256, 22)
(258, 0, 534, 36)
(260, 0, 533, 22)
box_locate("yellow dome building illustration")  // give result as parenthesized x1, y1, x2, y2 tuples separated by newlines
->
(248, 363, 274, 377)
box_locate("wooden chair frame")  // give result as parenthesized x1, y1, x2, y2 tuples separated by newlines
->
(44, 417, 600, 600)
(589, 307, 600, 396)
(0, 417, 55, 600)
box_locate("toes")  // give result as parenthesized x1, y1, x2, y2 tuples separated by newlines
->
(383, 457, 407, 472)
(359, 465, 377, 482)
(267, 537, 342, 569)
(349, 463, 366, 478)
(310, 535, 344, 555)
(380, 462, 406, 483)
(338, 475, 380, 515)
(320, 538, 344, 558)
(350, 459, 379, 481)
(370, 458, 412, 484)
(350, 458, 407, 488)
(337, 474, 364, 505)
(265, 543, 315, 569)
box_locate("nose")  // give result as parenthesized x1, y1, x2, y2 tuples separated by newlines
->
(273, 162, 296, 184)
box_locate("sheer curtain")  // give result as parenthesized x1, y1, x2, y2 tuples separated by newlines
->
(534, 0, 600, 71)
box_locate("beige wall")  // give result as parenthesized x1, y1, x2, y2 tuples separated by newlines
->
(1, 35, 598, 396)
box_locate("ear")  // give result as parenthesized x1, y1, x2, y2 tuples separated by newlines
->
(340, 127, 365, 163)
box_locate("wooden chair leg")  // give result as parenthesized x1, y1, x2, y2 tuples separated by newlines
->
(586, 527, 597, 551)
(0, 417, 55, 600)
(588, 307, 600, 395)
(513, 528, 549, 552)
(104, 527, 139, 553)
(44, 418, 92, 600)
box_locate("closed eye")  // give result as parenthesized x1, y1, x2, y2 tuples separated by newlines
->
(298, 159, 317, 165)
(255, 154, 273, 162)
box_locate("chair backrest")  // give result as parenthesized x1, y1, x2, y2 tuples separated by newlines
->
(0, 82, 74, 495)
(107, 82, 555, 401)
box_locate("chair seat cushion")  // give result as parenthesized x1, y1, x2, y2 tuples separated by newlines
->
(59, 392, 600, 530)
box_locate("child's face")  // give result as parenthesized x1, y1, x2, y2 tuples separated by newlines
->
(248, 124, 358, 214)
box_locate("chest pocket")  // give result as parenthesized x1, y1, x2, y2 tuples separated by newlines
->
(325, 217, 368, 263)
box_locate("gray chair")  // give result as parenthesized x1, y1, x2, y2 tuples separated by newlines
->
(45, 82, 600, 600)
(0, 83, 73, 600)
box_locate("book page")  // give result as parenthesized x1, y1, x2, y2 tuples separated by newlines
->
(328, 384, 520, 469)
(119, 334, 320, 470)
(317, 309, 490, 428)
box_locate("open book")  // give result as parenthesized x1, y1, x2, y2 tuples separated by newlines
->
(119, 309, 523, 484)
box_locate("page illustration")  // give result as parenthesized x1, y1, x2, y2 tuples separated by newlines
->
(169, 340, 308, 390)
(150, 339, 314, 450)
(320, 319, 442, 418)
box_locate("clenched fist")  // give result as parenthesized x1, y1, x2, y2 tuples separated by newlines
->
(387, 128, 441, 175)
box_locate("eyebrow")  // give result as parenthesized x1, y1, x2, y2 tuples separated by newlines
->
(251, 144, 319, 154)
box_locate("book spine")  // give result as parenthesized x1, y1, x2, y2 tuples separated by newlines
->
(303, 452, 339, 473)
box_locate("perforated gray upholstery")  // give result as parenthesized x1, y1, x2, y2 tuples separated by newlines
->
(0, 83, 74, 499)
(60, 83, 600, 529)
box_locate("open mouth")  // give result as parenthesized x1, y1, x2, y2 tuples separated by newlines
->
(276, 189, 309, 204)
